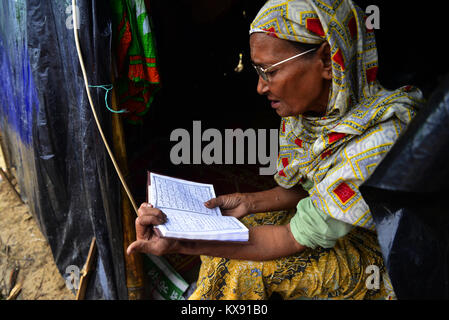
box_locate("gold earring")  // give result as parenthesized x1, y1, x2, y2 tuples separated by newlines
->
(234, 53, 244, 73)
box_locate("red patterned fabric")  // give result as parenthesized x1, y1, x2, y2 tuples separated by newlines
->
(111, 0, 161, 123)
(333, 182, 356, 204)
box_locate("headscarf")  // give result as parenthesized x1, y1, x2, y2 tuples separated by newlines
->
(250, 0, 425, 228)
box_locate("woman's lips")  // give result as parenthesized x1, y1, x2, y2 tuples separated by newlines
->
(270, 100, 280, 109)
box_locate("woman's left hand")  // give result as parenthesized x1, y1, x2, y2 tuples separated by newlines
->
(126, 203, 180, 256)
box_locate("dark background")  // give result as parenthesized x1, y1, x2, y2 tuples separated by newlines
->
(123, 0, 449, 201)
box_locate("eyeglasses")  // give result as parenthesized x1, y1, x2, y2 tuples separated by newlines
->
(252, 48, 317, 82)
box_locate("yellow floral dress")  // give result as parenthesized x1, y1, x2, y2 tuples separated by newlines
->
(189, 210, 390, 300)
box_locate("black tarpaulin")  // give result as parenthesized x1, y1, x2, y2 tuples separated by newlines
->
(0, 0, 127, 299)
(2, 0, 449, 301)
(360, 74, 449, 299)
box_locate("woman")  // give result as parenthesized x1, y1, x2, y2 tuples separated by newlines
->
(127, 0, 424, 299)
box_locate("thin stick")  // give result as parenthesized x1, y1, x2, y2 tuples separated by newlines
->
(110, 73, 146, 299)
(6, 283, 22, 300)
(72, 0, 138, 215)
(0, 131, 13, 178)
(76, 237, 97, 300)
(0, 168, 23, 204)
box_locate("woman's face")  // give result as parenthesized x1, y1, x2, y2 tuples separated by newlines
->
(250, 33, 332, 118)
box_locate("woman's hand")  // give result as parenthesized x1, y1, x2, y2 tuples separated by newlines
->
(126, 203, 180, 256)
(204, 193, 250, 219)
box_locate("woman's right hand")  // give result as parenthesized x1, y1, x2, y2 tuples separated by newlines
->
(204, 193, 250, 219)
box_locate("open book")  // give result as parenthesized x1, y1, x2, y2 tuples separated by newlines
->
(147, 172, 249, 242)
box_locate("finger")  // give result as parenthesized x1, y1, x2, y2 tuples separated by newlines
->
(137, 215, 166, 226)
(137, 202, 154, 215)
(138, 205, 167, 220)
(139, 202, 150, 210)
(221, 209, 235, 216)
(135, 217, 150, 240)
(204, 197, 222, 209)
(140, 208, 167, 221)
(139, 202, 153, 209)
(135, 215, 165, 240)
(127, 240, 153, 255)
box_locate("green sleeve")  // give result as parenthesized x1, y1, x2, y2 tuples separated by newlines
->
(289, 197, 354, 249)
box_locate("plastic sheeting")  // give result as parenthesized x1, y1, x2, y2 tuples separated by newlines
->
(0, 0, 127, 299)
(2, 0, 449, 301)
(360, 74, 449, 299)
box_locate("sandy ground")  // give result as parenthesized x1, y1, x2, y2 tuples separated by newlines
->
(0, 152, 74, 300)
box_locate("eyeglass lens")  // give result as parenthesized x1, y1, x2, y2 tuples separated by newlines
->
(253, 65, 268, 81)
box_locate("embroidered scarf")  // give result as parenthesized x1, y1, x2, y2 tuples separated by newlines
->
(250, 0, 424, 228)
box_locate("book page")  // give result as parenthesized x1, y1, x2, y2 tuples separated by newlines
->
(149, 173, 248, 241)
(159, 209, 246, 234)
(149, 173, 221, 217)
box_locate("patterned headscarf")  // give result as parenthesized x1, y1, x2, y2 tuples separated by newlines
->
(250, 0, 424, 228)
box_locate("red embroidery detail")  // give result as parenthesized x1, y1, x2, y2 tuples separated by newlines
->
(348, 16, 357, 39)
(403, 85, 413, 92)
(328, 132, 346, 144)
(294, 138, 303, 147)
(306, 18, 325, 37)
(333, 182, 356, 204)
(332, 49, 345, 71)
(320, 149, 332, 160)
(278, 170, 287, 177)
(282, 120, 285, 133)
(282, 157, 289, 168)
(263, 27, 278, 38)
(366, 66, 378, 83)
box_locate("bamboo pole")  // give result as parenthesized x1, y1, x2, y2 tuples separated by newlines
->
(0, 131, 12, 179)
(110, 78, 146, 300)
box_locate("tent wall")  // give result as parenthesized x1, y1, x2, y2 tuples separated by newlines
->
(0, 0, 127, 299)
(1, 0, 449, 300)
(360, 74, 449, 299)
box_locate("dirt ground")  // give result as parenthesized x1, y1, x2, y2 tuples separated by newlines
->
(0, 152, 74, 300)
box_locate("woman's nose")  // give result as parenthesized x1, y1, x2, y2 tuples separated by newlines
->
(256, 76, 269, 95)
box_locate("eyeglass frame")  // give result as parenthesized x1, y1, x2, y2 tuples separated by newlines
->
(252, 47, 317, 82)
